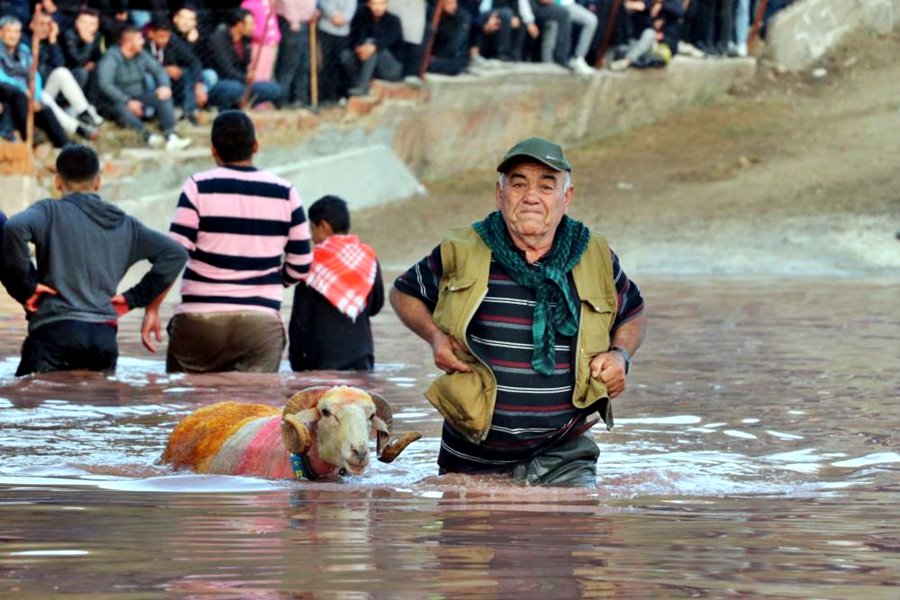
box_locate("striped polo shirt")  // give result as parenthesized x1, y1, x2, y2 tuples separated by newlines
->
(170, 165, 312, 316)
(394, 239, 644, 473)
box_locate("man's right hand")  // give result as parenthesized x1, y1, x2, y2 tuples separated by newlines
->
(24, 283, 58, 313)
(527, 23, 540, 39)
(141, 307, 163, 354)
(331, 10, 345, 27)
(165, 65, 183, 80)
(431, 331, 472, 374)
(127, 99, 143, 117)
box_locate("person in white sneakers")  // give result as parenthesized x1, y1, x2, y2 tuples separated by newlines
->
(559, 0, 597, 74)
(96, 25, 191, 150)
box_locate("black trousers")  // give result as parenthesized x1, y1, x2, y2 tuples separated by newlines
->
(17, 320, 118, 376)
(0, 82, 70, 148)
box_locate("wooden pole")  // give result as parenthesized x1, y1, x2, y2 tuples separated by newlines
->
(594, 0, 622, 69)
(26, 6, 44, 148)
(748, 0, 770, 54)
(418, 0, 445, 79)
(239, 6, 277, 109)
(309, 18, 318, 109)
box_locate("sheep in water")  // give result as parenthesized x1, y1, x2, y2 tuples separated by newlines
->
(162, 385, 421, 480)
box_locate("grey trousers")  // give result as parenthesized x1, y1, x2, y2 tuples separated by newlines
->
(512, 433, 601, 487)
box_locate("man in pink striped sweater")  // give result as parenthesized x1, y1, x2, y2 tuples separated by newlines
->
(165, 110, 313, 373)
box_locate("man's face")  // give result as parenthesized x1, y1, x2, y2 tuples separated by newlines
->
(369, 0, 388, 18)
(241, 14, 255, 37)
(444, 0, 458, 14)
(122, 30, 145, 54)
(75, 13, 99, 41)
(1, 22, 22, 49)
(495, 162, 573, 242)
(147, 28, 171, 48)
(172, 9, 197, 35)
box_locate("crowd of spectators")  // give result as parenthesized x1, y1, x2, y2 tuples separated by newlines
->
(0, 0, 795, 150)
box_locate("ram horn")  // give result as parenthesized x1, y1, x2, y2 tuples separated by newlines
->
(280, 387, 331, 454)
(370, 391, 422, 463)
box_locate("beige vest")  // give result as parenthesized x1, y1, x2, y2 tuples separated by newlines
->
(424, 226, 618, 444)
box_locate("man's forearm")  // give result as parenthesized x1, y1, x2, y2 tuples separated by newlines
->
(389, 287, 441, 345)
(610, 310, 647, 357)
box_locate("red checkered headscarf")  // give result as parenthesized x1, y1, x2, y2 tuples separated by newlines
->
(304, 234, 378, 321)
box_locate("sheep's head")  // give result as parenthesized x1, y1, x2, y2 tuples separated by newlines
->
(280, 385, 421, 477)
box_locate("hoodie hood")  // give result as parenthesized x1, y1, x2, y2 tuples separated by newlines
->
(63, 192, 126, 229)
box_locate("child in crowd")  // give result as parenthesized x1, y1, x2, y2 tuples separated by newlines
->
(288, 195, 384, 371)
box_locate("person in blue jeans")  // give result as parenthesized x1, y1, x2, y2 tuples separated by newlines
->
(202, 8, 283, 109)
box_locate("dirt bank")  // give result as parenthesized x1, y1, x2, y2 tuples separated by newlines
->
(356, 31, 900, 277)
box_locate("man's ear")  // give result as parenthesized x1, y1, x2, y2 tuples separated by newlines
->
(252, 140, 259, 155)
(54, 174, 63, 193)
(92, 174, 102, 192)
(211, 145, 222, 165)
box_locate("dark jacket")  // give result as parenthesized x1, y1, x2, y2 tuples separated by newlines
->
(432, 5, 471, 59)
(288, 262, 384, 371)
(348, 7, 404, 55)
(61, 27, 103, 70)
(202, 25, 251, 81)
(148, 32, 202, 79)
(1, 193, 188, 332)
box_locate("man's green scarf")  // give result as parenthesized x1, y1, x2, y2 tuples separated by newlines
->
(473, 211, 590, 376)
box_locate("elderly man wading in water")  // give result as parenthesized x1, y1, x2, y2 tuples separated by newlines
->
(390, 137, 647, 486)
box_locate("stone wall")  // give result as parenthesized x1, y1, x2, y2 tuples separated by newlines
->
(765, 0, 900, 71)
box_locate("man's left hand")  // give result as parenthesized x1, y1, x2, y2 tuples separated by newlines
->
(111, 294, 130, 318)
(156, 86, 172, 101)
(141, 308, 163, 354)
(590, 351, 627, 398)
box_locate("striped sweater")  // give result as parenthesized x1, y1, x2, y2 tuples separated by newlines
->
(169, 165, 313, 315)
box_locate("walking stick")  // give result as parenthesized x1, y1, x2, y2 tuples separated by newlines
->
(593, 0, 622, 69)
(747, 0, 769, 54)
(418, 0, 445, 79)
(26, 6, 44, 148)
(239, 6, 277, 109)
(309, 17, 318, 109)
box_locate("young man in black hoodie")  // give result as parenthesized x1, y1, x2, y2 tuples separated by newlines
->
(1, 144, 188, 376)
(340, 0, 405, 97)
(288, 195, 384, 371)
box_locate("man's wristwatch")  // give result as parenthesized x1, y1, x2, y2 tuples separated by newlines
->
(610, 346, 632, 375)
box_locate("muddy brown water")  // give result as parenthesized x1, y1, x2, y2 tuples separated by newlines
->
(1, 276, 897, 598)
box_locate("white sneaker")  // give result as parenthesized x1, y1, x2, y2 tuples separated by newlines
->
(146, 133, 164, 148)
(609, 58, 630, 72)
(568, 56, 594, 75)
(165, 133, 192, 151)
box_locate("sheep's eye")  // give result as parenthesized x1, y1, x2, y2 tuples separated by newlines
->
(369, 414, 375, 420)
(321, 408, 331, 418)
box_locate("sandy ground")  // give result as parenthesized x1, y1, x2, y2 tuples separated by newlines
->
(356, 31, 900, 277)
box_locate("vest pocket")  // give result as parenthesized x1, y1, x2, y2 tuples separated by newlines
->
(425, 362, 495, 444)
(433, 275, 478, 335)
(573, 296, 615, 413)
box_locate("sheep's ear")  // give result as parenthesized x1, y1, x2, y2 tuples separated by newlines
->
(281, 408, 318, 454)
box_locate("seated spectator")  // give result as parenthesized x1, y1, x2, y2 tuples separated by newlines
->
(426, 0, 471, 76)
(340, 0, 405, 97)
(558, 0, 597, 74)
(476, 0, 530, 63)
(241, 0, 280, 83)
(273, 0, 318, 108)
(527, 0, 572, 66)
(171, 4, 202, 48)
(0, 16, 71, 147)
(145, 17, 206, 124)
(61, 7, 103, 94)
(96, 25, 192, 149)
(610, 0, 683, 71)
(317, 0, 359, 104)
(387, 0, 426, 84)
(288, 195, 384, 371)
(29, 10, 102, 141)
(202, 8, 283, 109)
